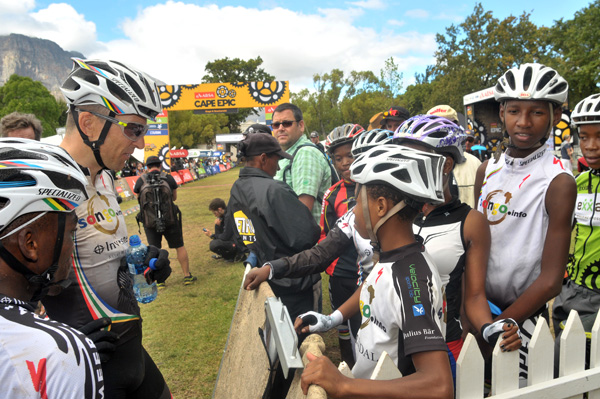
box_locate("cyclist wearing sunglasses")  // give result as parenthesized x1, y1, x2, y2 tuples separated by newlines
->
(42, 58, 173, 399)
(380, 106, 410, 132)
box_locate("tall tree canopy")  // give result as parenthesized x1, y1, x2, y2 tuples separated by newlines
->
(0, 74, 63, 137)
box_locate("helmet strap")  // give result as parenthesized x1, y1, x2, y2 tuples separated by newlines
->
(360, 186, 407, 263)
(71, 105, 113, 170)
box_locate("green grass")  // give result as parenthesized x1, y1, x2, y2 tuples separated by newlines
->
(121, 167, 340, 398)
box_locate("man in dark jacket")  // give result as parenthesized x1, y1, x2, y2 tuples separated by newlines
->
(228, 132, 321, 321)
(204, 198, 244, 262)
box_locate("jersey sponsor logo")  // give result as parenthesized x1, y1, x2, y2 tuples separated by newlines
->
(413, 304, 425, 317)
(406, 264, 421, 304)
(78, 194, 122, 234)
(480, 189, 527, 225)
(27, 358, 48, 397)
(234, 210, 256, 245)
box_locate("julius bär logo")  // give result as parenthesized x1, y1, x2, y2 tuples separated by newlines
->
(480, 189, 527, 225)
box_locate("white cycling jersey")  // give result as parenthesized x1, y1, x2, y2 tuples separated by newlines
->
(0, 295, 104, 399)
(477, 145, 573, 309)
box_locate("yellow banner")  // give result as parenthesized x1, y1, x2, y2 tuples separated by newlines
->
(159, 82, 289, 111)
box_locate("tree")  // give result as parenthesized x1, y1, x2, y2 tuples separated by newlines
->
(202, 57, 274, 132)
(167, 111, 229, 148)
(0, 74, 63, 137)
(409, 3, 546, 111)
(546, 0, 600, 106)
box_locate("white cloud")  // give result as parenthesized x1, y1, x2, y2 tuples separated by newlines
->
(0, 0, 35, 14)
(0, 1, 437, 92)
(347, 0, 386, 10)
(0, 2, 98, 55)
(405, 9, 430, 18)
(388, 19, 406, 27)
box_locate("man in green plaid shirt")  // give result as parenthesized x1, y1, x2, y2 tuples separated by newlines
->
(272, 103, 332, 224)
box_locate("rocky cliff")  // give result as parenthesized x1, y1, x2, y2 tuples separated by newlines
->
(0, 33, 84, 99)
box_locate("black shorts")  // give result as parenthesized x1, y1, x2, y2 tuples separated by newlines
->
(144, 211, 184, 249)
(329, 275, 361, 339)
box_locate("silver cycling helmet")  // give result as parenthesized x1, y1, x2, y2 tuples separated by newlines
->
(393, 114, 466, 164)
(351, 129, 393, 156)
(572, 94, 600, 125)
(325, 124, 364, 155)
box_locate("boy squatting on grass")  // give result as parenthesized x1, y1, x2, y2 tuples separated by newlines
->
(295, 144, 454, 399)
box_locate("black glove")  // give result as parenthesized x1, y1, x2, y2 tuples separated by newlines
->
(481, 318, 520, 347)
(78, 317, 119, 363)
(143, 245, 171, 284)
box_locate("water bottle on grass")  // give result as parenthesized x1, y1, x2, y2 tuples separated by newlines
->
(127, 235, 157, 304)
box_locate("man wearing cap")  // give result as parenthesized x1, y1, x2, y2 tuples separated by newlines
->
(133, 156, 195, 286)
(229, 133, 320, 320)
(244, 123, 272, 136)
(427, 104, 481, 208)
(310, 131, 325, 152)
(380, 106, 410, 132)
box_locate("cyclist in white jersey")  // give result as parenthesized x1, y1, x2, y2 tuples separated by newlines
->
(41, 58, 173, 398)
(474, 63, 576, 378)
(0, 139, 104, 399)
(297, 145, 452, 399)
(393, 114, 522, 369)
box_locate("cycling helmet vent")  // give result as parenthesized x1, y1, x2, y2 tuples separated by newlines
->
(351, 129, 393, 156)
(0, 147, 47, 161)
(549, 82, 568, 96)
(536, 70, 556, 92)
(390, 168, 412, 184)
(506, 71, 516, 91)
(105, 80, 133, 106)
(325, 123, 364, 154)
(523, 66, 533, 91)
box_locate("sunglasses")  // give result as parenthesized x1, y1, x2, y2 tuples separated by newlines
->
(383, 109, 399, 117)
(271, 120, 298, 129)
(82, 109, 149, 141)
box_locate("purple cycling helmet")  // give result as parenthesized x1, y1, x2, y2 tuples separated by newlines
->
(392, 114, 467, 164)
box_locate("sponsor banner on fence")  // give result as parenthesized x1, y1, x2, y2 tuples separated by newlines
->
(179, 169, 194, 183)
(171, 172, 183, 185)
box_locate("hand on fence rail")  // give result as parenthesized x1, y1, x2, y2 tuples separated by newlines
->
(301, 352, 347, 397)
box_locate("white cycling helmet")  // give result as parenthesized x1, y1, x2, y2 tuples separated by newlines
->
(351, 129, 393, 156)
(61, 58, 162, 121)
(572, 94, 600, 125)
(0, 138, 88, 299)
(350, 144, 445, 260)
(351, 144, 445, 206)
(393, 114, 466, 164)
(494, 63, 568, 105)
(326, 124, 364, 155)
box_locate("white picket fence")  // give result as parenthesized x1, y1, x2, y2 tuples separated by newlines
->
(309, 310, 600, 399)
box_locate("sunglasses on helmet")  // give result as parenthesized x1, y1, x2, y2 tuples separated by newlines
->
(81, 109, 149, 141)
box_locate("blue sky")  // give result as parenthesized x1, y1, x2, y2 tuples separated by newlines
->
(0, 0, 592, 91)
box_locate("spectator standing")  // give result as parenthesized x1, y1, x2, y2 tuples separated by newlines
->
(134, 156, 196, 286)
(42, 58, 173, 398)
(0, 112, 43, 140)
(229, 132, 321, 398)
(272, 103, 331, 223)
(380, 106, 410, 132)
(310, 131, 325, 152)
(204, 198, 244, 262)
(474, 63, 576, 379)
(560, 134, 574, 172)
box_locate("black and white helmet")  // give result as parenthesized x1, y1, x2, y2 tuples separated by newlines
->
(351, 144, 445, 205)
(351, 129, 393, 156)
(572, 94, 600, 125)
(494, 63, 568, 105)
(61, 58, 162, 121)
(0, 138, 88, 232)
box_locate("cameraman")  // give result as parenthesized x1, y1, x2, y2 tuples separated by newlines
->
(134, 156, 196, 286)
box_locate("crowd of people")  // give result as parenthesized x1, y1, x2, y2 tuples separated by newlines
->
(0, 56, 598, 399)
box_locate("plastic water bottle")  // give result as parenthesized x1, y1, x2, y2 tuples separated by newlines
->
(126, 235, 157, 304)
